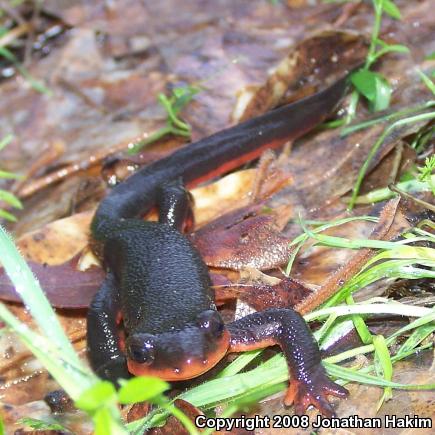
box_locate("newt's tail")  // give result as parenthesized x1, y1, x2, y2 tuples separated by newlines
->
(92, 74, 350, 242)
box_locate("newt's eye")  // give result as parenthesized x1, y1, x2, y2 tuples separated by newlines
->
(126, 334, 155, 365)
(197, 310, 225, 338)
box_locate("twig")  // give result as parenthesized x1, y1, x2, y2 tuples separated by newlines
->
(295, 197, 400, 315)
(388, 184, 435, 212)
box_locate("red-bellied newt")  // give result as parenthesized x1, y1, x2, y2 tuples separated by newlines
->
(87, 76, 349, 416)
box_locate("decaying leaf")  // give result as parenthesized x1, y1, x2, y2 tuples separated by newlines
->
(0, 255, 103, 309)
(191, 203, 295, 271)
(234, 30, 367, 122)
(148, 400, 204, 435)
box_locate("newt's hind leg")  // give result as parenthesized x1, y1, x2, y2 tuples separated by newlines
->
(156, 177, 194, 232)
(227, 308, 348, 417)
(87, 271, 130, 383)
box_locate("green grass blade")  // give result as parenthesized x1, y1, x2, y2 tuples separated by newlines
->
(324, 362, 434, 390)
(340, 101, 435, 136)
(345, 174, 434, 204)
(0, 303, 93, 398)
(397, 323, 435, 356)
(0, 169, 23, 180)
(373, 335, 393, 409)
(348, 110, 435, 209)
(216, 350, 262, 378)
(0, 227, 80, 361)
(0, 47, 51, 95)
(0, 134, 13, 151)
(0, 226, 128, 433)
(306, 302, 433, 323)
(0, 189, 22, 209)
(288, 215, 378, 247)
(417, 69, 435, 95)
(0, 209, 17, 222)
(346, 295, 373, 344)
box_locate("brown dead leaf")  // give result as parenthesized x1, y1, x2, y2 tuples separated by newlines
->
(148, 399, 204, 435)
(191, 203, 295, 271)
(0, 255, 104, 309)
(273, 105, 432, 214)
(235, 30, 367, 122)
(215, 274, 312, 311)
(16, 212, 92, 264)
(125, 401, 152, 424)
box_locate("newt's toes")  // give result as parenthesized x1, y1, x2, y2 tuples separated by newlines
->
(284, 366, 348, 417)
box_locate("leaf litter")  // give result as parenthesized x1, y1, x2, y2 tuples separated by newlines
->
(0, 0, 433, 433)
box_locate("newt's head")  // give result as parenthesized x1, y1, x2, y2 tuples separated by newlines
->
(125, 310, 230, 380)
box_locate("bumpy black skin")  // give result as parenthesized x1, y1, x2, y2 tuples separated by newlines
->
(87, 78, 349, 415)
(227, 310, 348, 416)
(87, 183, 222, 381)
(91, 75, 349, 239)
(87, 271, 126, 380)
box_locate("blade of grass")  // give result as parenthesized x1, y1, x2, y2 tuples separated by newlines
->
(296, 225, 435, 309)
(348, 110, 435, 210)
(340, 101, 434, 136)
(0, 227, 80, 360)
(0, 209, 17, 222)
(397, 323, 435, 356)
(373, 335, 393, 409)
(301, 219, 429, 250)
(306, 302, 433, 323)
(216, 350, 262, 378)
(315, 312, 339, 344)
(344, 174, 434, 204)
(0, 133, 13, 151)
(0, 169, 23, 180)
(0, 46, 51, 94)
(417, 69, 435, 95)
(346, 295, 373, 344)
(323, 260, 435, 309)
(0, 303, 93, 398)
(361, 245, 435, 269)
(286, 215, 379, 275)
(288, 215, 379, 248)
(0, 189, 22, 209)
(324, 309, 435, 366)
(325, 362, 435, 390)
(17, 417, 70, 432)
(0, 226, 127, 434)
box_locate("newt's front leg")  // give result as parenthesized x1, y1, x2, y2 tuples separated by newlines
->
(156, 178, 194, 232)
(87, 271, 130, 383)
(227, 309, 348, 417)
